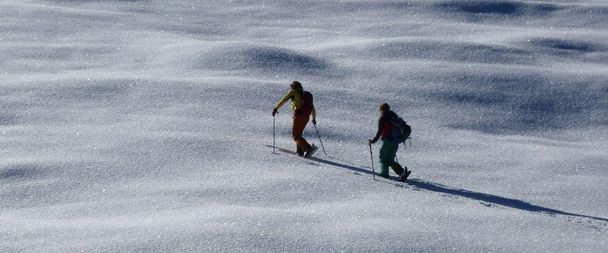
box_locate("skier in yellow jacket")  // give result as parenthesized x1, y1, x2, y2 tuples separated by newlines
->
(272, 81, 318, 157)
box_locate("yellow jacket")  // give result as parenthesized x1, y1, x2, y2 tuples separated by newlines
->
(274, 89, 316, 120)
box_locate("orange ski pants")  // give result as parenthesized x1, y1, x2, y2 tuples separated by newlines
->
(292, 114, 311, 155)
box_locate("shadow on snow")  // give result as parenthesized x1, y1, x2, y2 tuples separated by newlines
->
(268, 145, 608, 224)
(405, 179, 608, 223)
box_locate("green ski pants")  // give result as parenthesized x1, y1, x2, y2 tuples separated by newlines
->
(379, 139, 404, 178)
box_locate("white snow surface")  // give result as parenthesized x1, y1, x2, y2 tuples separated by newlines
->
(1, 0, 607, 252)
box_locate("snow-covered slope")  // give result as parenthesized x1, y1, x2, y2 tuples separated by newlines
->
(1, 0, 606, 252)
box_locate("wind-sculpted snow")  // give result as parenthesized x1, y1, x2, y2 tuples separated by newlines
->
(0, 112, 18, 126)
(365, 40, 530, 64)
(531, 38, 606, 53)
(524, 37, 608, 64)
(192, 44, 331, 75)
(0, 163, 49, 181)
(1, 0, 607, 252)
(435, 0, 560, 16)
(433, 0, 562, 25)
(558, 5, 608, 28)
(4, 45, 117, 72)
(429, 70, 608, 133)
(433, 0, 608, 29)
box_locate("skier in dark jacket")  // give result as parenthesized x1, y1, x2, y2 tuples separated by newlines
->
(368, 103, 410, 181)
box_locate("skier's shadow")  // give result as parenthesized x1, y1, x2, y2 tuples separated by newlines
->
(405, 179, 608, 223)
(307, 156, 608, 224)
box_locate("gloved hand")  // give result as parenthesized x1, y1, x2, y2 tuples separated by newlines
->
(311, 119, 316, 125)
(272, 108, 278, 117)
(368, 139, 375, 145)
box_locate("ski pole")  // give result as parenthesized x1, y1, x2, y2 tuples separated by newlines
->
(368, 143, 375, 180)
(273, 115, 276, 154)
(313, 124, 328, 157)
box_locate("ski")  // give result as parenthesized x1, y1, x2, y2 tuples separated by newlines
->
(266, 144, 412, 185)
(267, 144, 318, 159)
(270, 145, 301, 157)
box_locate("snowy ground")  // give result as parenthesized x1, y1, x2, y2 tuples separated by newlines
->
(1, 0, 607, 252)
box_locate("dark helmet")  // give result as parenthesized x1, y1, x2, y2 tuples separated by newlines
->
(289, 81, 303, 90)
(378, 103, 390, 112)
